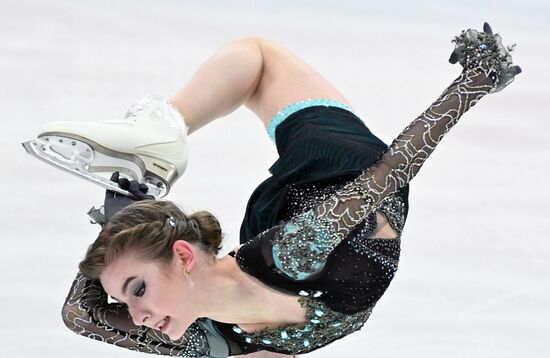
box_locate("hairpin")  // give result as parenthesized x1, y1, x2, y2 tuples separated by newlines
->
(168, 217, 177, 228)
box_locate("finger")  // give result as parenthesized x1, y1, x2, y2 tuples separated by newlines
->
(128, 180, 154, 200)
(128, 180, 141, 195)
(449, 51, 459, 64)
(483, 22, 493, 35)
(510, 65, 522, 75)
(118, 177, 130, 190)
(110, 171, 120, 183)
(128, 181, 147, 200)
(138, 183, 149, 193)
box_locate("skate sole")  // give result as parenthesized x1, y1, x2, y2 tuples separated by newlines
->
(22, 132, 175, 198)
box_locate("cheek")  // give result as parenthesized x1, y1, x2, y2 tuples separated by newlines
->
(156, 277, 187, 312)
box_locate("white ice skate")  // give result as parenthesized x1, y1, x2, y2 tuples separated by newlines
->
(22, 96, 188, 198)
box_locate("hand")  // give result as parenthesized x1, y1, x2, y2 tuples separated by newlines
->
(449, 22, 522, 92)
(449, 22, 491, 65)
(103, 172, 155, 220)
(88, 172, 155, 226)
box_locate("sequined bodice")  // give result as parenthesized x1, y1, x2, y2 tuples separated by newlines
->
(230, 292, 372, 355)
(283, 181, 406, 237)
(269, 181, 406, 281)
(228, 180, 406, 354)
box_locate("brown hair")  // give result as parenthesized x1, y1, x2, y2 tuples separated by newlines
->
(79, 200, 223, 279)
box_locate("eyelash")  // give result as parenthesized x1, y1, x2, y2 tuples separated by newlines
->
(134, 282, 146, 297)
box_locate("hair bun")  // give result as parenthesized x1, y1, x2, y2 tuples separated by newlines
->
(78, 200, 224, 279)
(190, 211, 223, 255)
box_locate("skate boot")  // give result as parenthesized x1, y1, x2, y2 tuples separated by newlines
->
(22, 96, 188, 198)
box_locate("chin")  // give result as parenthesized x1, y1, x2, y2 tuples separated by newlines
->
(167, 323, 188, 341)
(165, 317, 193, 341)
(168, 330, 185, 341)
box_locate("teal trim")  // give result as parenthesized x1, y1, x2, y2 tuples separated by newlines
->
(267, 99, 354, 143)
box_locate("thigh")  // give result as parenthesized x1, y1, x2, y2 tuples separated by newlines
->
(244, 36, 352, 128)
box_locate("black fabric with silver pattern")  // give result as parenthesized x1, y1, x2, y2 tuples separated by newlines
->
(269, 67, 494, 282)
(231, 67, 497, 354)
(61, 26, 517, 357)
(61, 273, 220, 357)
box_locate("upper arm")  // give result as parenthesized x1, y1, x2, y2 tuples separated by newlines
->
(244, 36, 351, 128)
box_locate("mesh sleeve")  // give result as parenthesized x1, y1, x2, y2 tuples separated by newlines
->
(316, 68, 493, 236)
(61, 272, 216, 357)
(270, 67, 494, 280)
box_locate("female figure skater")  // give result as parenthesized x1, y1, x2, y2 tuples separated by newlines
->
(55, 23, 520, 357)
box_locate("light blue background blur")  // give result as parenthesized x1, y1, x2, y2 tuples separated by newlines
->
(1, 1, 549, 357)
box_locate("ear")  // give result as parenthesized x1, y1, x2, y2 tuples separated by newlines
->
(172, 240, 196, 273)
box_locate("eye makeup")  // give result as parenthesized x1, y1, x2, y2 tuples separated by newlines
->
(134, 282, 146, 297)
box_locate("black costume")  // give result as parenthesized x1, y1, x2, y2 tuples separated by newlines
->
(61, 25, 520, 357)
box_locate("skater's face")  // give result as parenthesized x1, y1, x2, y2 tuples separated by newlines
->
(100, 241, 198, 341)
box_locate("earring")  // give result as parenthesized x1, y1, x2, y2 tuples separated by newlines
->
(183, 269, 189, 276)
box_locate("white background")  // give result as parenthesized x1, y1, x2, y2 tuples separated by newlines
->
(1, 1, 549, 357)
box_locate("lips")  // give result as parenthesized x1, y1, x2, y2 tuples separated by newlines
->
(157, 316, 170, 332)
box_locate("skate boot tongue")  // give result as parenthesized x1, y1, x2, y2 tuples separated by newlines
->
(125, 95, 188, 136)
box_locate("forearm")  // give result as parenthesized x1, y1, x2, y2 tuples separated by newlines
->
(268, 68, 493, 280)
(357, 68, 493, 201)
(360, 67, 493, 194)
(314, 68, 494, 239)
(61, 272, 210, 356)
(170, 37, 263, 134)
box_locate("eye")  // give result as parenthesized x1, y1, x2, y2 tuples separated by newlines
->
(134, 282, 146, 297)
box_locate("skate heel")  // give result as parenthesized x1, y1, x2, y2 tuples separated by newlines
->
(138, 154, 180, 195)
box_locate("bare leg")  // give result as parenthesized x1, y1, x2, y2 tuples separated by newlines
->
(170, 37, 264, 134)
(170, 36, 350, 135)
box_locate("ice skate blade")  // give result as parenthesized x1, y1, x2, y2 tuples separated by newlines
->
(22, 135, 169, 198)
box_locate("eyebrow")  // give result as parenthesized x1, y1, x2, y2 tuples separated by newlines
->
(111, 276, 137, 303)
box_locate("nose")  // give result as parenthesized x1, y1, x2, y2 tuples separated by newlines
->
(128, 305, 151, 326)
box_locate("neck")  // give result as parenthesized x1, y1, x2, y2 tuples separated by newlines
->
(192, 253, 268, 324)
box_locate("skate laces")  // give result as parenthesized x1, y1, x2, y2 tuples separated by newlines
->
(125, 95, 189, 135)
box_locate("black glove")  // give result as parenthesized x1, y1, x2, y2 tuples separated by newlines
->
(448, 22, 521, 93)
(448, 22, 490, 65)
(87, 171, 155, 226)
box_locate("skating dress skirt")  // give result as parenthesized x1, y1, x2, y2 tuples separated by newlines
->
(241, 98, 409, 241)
